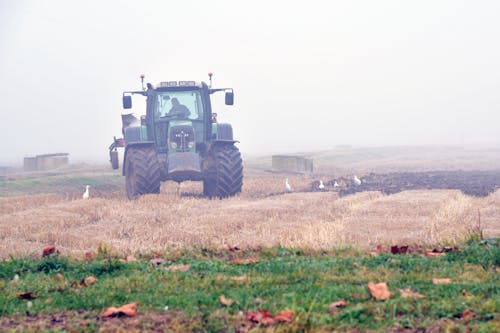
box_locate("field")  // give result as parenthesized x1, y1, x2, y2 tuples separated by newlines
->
(0, 145, 499, 331)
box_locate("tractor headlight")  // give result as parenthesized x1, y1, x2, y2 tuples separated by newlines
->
(188, 141, 195, 149)
(170, 142, 177, 149)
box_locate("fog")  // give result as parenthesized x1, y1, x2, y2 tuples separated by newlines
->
(1, 0, 499, 165)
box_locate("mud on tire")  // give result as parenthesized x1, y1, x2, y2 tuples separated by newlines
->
(203, 145, 243, 198)
(125, 146, 162, 199)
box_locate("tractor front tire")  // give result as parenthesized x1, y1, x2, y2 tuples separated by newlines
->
(203, 145, 243, 198)
(125, 146, 161, 200)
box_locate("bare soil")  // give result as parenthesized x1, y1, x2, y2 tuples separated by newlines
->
(326, 170, 500, 197)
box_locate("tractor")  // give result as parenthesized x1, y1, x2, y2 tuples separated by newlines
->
(109, 74, 243, 199)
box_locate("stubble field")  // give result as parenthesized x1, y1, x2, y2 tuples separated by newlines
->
(1, 145, 500, 259)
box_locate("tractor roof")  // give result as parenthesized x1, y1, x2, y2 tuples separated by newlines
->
(154, 81, 205, 89)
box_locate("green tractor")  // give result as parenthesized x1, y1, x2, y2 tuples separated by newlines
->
(109, 74, 243, 199)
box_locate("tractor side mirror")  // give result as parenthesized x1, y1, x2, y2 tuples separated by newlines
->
(225, 91, 234, 105)
(123, 95, 132, 109)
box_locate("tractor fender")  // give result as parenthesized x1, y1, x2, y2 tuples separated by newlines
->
(209, 140, 239, 151)
(122, 142, 156, 176)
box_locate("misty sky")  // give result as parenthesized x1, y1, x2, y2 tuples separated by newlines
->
(0, 0, 499, 164)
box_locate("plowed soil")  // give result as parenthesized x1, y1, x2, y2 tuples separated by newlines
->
(329, 170, 500, 197)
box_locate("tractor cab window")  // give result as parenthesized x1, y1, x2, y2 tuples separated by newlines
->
(156, 91, 203, 120)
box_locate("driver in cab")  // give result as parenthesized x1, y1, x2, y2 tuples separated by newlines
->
(168, 98, 190, 118)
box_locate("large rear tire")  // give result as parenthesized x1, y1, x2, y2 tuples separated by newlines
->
(203, 145, 243, 198)
(125, 146, 161, 199)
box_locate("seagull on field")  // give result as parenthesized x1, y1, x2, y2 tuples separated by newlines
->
(333, 181, 340, 187)
(353, 175, 362, 186)
(285, 178, 292, 192)
(82, 185, 90, 199)
(318, 180, 325, 190)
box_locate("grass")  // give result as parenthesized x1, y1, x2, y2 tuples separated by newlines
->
(0, 172, 123, 198)
(0, 240, 498, 332)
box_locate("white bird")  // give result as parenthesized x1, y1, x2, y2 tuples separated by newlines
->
(318, 180, 325, 190)
(333, 181, 340, 187)
(82, 185, 90, 199)
(353, 175, 362, 186)
(285, 178, 292, 192)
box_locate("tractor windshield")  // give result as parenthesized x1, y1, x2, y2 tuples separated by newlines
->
(155, 91, 203, 120)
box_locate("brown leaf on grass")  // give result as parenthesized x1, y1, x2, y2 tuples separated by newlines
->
(42, 245, 56, 257)
(80, 276, 96, 287)
(231, 258, 259, 265)
(273, 310, 294, 323)
(368, 281, 391, 301)
(85, 252, 93, 261)
(166, 264, 190, 272)
(391, 245, 409, 255)
(101, 302, 138, 318)
(425, 252, 446, 258)
(432, 278, 451, 285)
(219, 295, 234, 307)
(328, 299, 348, 313)
(245, 309, 271, 323)
(245, 309, 294, 326)
(18, 292, 37, 300)
(460, 309, 476, 321)
(398, 288, 425, 299)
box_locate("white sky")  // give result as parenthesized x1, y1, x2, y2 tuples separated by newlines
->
(0, 0, 499, 164)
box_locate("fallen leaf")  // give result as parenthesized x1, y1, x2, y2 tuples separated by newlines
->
(166, 264, 191, 272)
(245, 310, 274, 326)
(328, 299, 348, 313)
(368, 281, 391, 301)
(245, 309, 294, 326)
(398, 288, 425, 299)
(425, 252, 446, 258)
(80, 276, 96, 287)
(45, 297, 53, 304)
(101, 302, 138, 318)
(273, 310, 294, 323)
(391, 245, 409, 255)
(42, 245, 56, 257)
(460, 309, 476, 321)
(18, 292, 37, 300)
(150, 258, 163, 266)
(231, 258, 259, 265)
(219, 295, 234, 307)
(432, 278, 452, 285)
(85, 252, 93, 261)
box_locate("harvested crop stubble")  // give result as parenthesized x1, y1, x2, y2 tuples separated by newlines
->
(0, 173, 499, 258)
